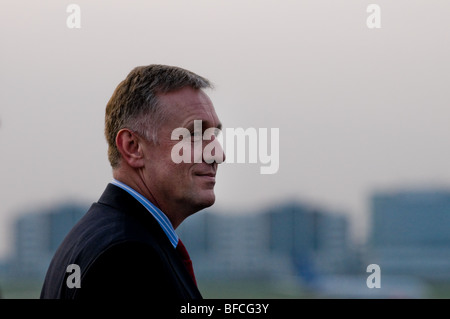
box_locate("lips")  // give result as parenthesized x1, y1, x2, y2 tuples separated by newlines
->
(195, 171, 216, 184)
(196, 172, 216, 177)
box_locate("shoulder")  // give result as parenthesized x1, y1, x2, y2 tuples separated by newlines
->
(65, 199, 161, 252)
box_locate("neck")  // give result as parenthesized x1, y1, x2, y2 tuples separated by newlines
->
(112, 168, 190, 229)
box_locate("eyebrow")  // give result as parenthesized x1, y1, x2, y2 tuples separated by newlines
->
(185, 120, 222, 131)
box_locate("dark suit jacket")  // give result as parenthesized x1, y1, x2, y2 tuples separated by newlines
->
(40, 183, 202, 300)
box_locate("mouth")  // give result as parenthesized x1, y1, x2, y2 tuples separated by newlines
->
(196, 172, 215, 177)
(195, 172, 216, 182)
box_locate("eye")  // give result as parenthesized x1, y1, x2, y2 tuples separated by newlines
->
(191, 130, 203, 142)
(213, 128, 222, 138)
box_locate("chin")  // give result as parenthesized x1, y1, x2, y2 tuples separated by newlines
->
(195, 192, 216, 210)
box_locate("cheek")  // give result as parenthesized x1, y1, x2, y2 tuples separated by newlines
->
(148, 143, 195, 182)
(168, 162, 195, 183)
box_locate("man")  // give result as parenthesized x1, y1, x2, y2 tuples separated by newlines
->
(40, 64, 224, 299)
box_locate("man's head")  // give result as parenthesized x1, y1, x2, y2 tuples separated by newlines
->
(105, 64, 212, 167)
(104, 65, 224, 227)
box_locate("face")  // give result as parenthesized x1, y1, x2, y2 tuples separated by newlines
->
(139, 87, 223, 220)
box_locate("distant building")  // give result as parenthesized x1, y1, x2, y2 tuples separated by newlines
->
(178, 211, 283, 279)
(369, 189, 450, 282)
(266, 203, 355, 281)
(178, 202, 355, 282)
(2, 199, 357, 285)
(5, 203, 87, 280)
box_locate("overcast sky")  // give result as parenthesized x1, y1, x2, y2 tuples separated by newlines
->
(1, 0, 450, 258)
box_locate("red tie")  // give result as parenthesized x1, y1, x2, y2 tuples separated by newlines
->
(176, 239, 197, 286)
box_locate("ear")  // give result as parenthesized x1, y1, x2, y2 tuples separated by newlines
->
(115, 129, 145, 168)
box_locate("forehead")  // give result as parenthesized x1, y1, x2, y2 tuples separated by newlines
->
(158, 87, 219, 127)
